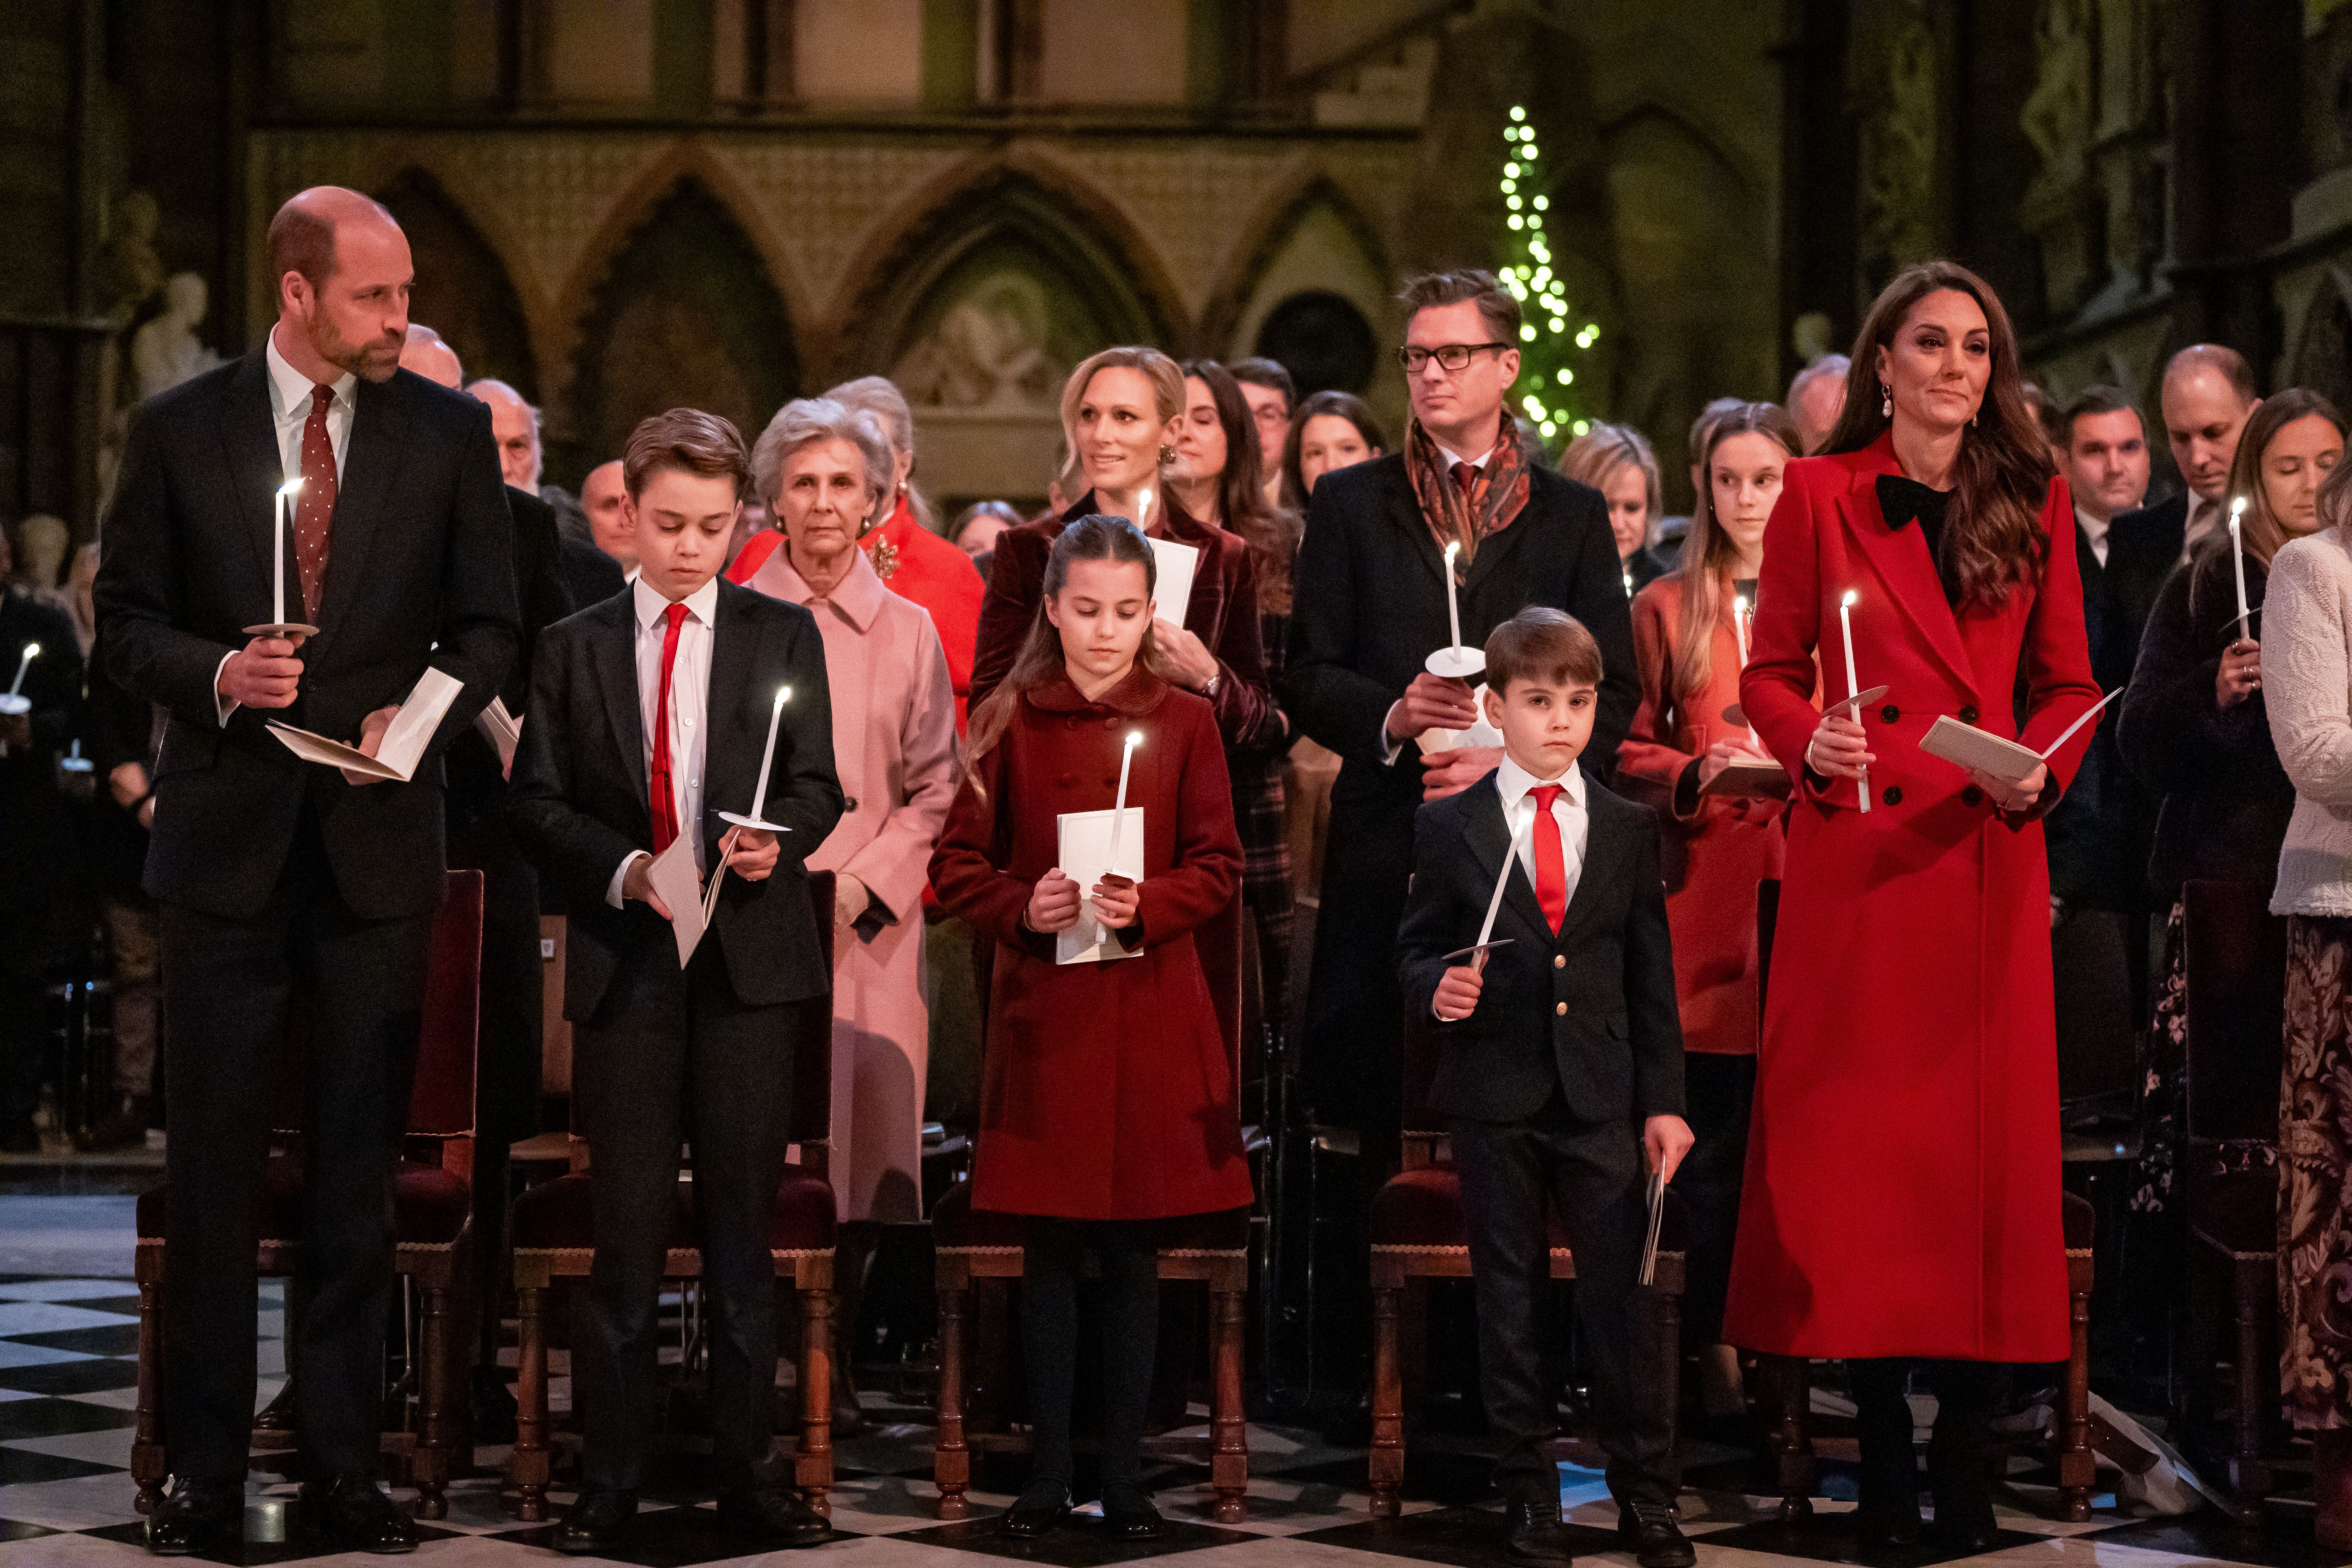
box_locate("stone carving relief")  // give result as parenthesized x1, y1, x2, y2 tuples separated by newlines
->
(1855, 10, 1939, 283)
(2020, 0, 2098, 313)
(892, 272, 1060, 412)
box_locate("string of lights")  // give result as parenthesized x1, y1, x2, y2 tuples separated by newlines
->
(1494, 104, 1599, 444)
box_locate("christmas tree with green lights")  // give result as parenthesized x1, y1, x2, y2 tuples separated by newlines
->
(1494, 104, 1599, 444)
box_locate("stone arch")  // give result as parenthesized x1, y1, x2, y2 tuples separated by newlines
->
(548, 176, 799, 488)
(827, 152, 1190, 381)
(1199, 173, 1395, 357)
(376, 167, 540, 401)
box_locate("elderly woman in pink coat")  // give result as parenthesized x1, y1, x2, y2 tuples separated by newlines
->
(745, 397, 959, 1423)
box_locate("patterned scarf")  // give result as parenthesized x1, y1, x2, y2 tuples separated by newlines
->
(1404, 408, 1533, 563)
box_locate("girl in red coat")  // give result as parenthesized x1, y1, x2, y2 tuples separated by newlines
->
(1726, 261, 2100, 1549)
(929, 514, 1250, 1542)
(1615, 401, 1804, 1415)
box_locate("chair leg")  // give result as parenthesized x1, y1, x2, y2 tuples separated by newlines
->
(410, 1276, 452, 1519)
(1368, 1282, 1404, 1519)
(2056, 1280, 2095, 1522)
(1209, 1280, 1249, 1524)
(132, 1251, 166, 1515)
(2227, 1258, 2274, 1515)
(934, 1282, 971, 1521)
(510, 1284, 548, 1521)
(795, 1282, 834, 1518)
(1757, 1354, 1815, 1523)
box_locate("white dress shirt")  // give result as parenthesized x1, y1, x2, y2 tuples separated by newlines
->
(606, 574, 719, 907)
(215, 331, 361, 726)
(1494, 753, 1588, 908)
(2075, 505, 2111, 570)
(1384, 440, 1499, 764)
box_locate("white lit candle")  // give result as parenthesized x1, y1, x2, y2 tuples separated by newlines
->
(751, 686, 789, 823)
(7, 642, 37, 698)
(2229, 495, 2250, 634)
(1733, 594, 1760, 751)
(1104, 729, 1143, 873)
(1477, 799, 1537, 951)
(273, 479, 302, 628)
(1839, 590, 1870, 816)
(1445, 539, 1465, 653)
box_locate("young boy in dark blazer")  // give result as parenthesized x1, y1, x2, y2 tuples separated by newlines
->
(1396, 607, 1693, 1568)
(509, 409, 844, 1555)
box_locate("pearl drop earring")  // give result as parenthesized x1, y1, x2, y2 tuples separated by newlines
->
(1880, 385, 1893, 419)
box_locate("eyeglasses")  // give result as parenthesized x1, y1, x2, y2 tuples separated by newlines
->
(1396, 342, 1512, 372)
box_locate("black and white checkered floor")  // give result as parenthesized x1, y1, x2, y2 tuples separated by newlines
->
(0, 1273, 2328, 1567)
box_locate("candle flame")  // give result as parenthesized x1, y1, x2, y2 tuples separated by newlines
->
(1445, 539, 1461, 563)
(2230, 495, 2248, 519)
(20, 643, 37, 659)
(1734, 594, 1749, 613)
(1125, 730, 1143, 748)
(1841, 590, 1858, 608)
(278, 478, 304, 497)
(773, 685, 790, 708)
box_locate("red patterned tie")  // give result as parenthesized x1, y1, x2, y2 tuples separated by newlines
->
(294, 384, 339, 620)
(647, 602, 688, 852)
(1530, 784, 1568, 934)
(1451, 461, 1477, 498)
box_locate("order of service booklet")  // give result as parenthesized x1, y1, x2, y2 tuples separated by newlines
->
(266, 666, 465, 783)
(1055, 806, 1147, 965)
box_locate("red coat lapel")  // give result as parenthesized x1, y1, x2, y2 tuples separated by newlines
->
(1832, 437, 1981, 702)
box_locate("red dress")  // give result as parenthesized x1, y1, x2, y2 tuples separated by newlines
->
(1615, 572, 1790, 1056)
(731, 495, 985, 731)
(928, 669, 1254, 1220)
(1725, 432, 2100, 1362)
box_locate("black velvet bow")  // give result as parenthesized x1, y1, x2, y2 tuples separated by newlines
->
(1875, 473, 1952, 532)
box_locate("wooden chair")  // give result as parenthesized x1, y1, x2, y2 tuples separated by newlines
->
(131, 870, 486, 1518)
(1363, 1000, 1688, 1519)
(928, 1187, 1252, 1521)
(1749, 880, 2097, 1523)
(2178, 878, 2288, 1519)
(505, 871, 840, 1521)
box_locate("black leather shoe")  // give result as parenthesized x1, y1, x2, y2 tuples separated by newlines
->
(1616, 1499, 1694, 1568)
(717, 1477, 831, 1546)
(1100, 1482, 1163, 1540)
(299, 1473, 417, 1555)
(552, 1488, 635, 1555)
(1504, 1498, 1576, 1563)
(1926, 1412, 2001, 1550)
(145, 1476, 241, 1557)
(998, 1478, 1070, 1539)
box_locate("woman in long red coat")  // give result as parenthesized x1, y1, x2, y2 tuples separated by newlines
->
(930, 515, 1250, 1542)
(1615, 401, 1803, 1414)
(1726, 261, 2100, 1550)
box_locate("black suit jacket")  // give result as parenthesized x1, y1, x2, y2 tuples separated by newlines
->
(1395, 770, 1684, 1125)
(508, 579, 844, 1021)
(1283, 452, 1637, 1125)
(94, 350, 518, 920)
(2104, 492, 2188, 668)
(446, 485, 576, 859)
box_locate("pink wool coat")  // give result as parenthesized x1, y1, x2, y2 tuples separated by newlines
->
(748, 543, 959, 1221)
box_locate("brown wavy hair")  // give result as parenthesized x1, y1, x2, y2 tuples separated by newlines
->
(1819, 260, 2055, 606)
(1178, 359, 1301, 613)
(962, 514, 1171, 793)
(1670, 402, 1802, 705)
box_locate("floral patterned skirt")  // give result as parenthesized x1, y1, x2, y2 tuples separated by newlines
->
(2131, 899, 2189, 1218)
(2283, 913, 2352, 1431)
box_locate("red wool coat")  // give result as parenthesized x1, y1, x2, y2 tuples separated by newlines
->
(1615, 571, 1791, 1055)
(928, 669, 1254, 1220)
(1724, 432, 2099, 1363)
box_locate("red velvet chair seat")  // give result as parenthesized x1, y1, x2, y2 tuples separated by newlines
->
(1368, 1164, 1575, 1252)
(136, 1158, 472, 1249)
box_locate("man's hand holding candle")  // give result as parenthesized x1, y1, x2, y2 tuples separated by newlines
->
(1024, 868, 1082, 933)
(218, 635, 305, 710)
(1387, 671, 1478, 744)
(1433, 962, 1484, 1022)
(338, 704, 401, 787)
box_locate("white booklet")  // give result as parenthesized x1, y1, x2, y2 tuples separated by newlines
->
(1917, 688, 2123, 786)
(1149, 536, 1199, 625)
(474, 695, 521, 771)
(1055, 806, 1146, 965)
(644, 833, 708, 968)
(267, 666, 465, 783)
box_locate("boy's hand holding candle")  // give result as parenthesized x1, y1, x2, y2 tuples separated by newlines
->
(1433, 961, 1484, 1022)
(724, 828, 779, 882)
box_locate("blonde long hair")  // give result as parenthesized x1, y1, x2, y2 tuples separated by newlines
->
(1671, 403, 1802, 706)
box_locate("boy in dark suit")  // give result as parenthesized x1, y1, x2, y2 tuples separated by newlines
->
(509, 409, 843, 1555)
(1396, 607, 1693, 1568)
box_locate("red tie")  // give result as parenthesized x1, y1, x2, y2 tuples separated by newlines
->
(1530, 784, 1568, 934)
(648, 602, 688, 852)
(1452, 460, 1478, 498)
(294, 384, 339, 620)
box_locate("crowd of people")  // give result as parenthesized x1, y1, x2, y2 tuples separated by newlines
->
(4, 180, 2347, 1557)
